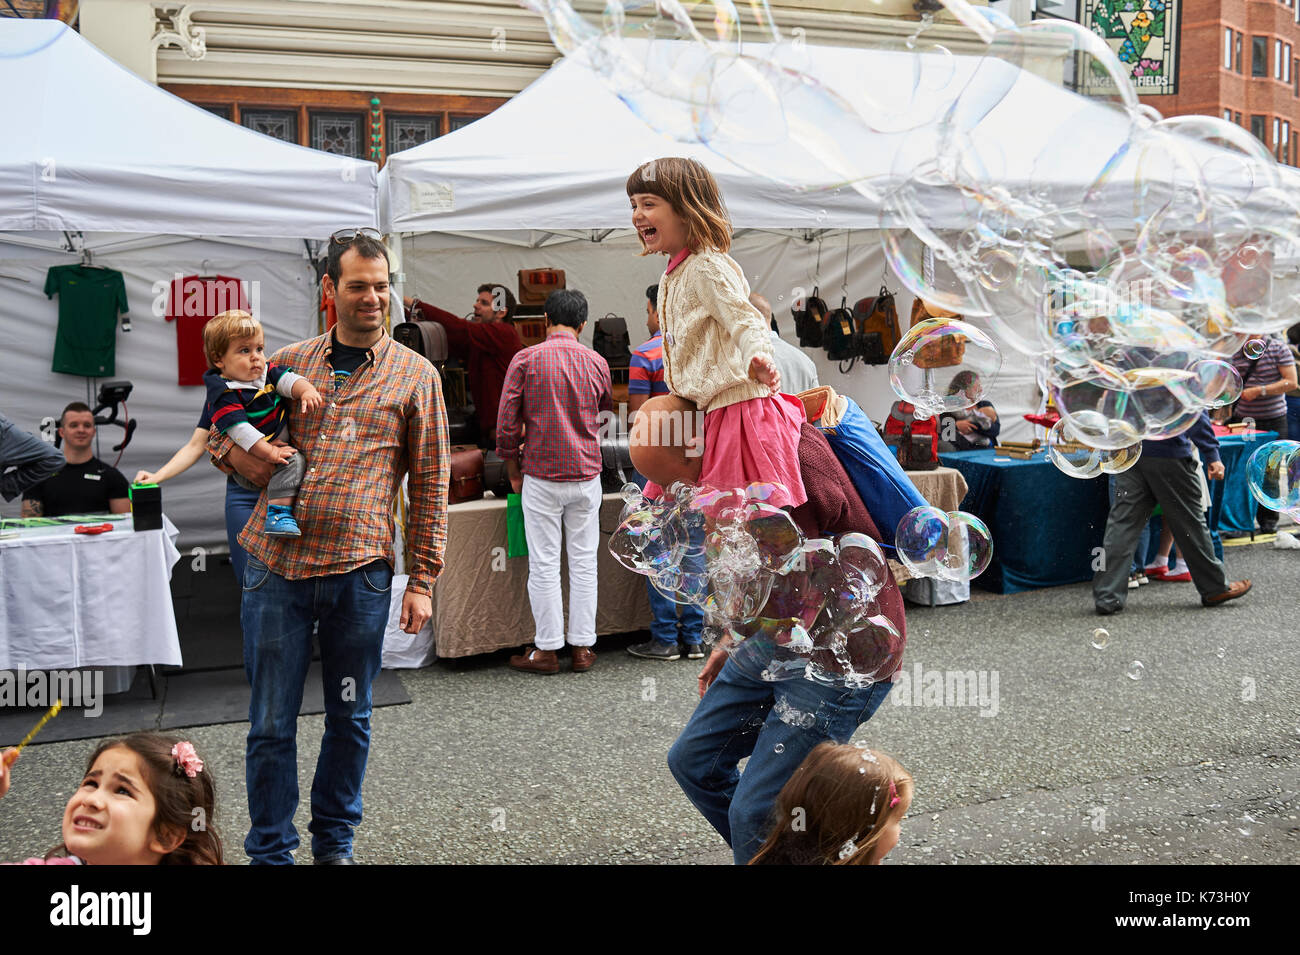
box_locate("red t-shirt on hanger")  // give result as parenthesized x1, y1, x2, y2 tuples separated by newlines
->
(166, 275, 249, 385)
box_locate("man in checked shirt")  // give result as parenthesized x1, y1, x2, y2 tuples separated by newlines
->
(497, 289, 614, 674)
(210, 229, 448, 864)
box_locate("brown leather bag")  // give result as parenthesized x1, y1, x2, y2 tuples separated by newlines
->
(853, 287, 902, 365)
(517, 268, 566, 306)
(910, 298, 967, 369)
(448, 444, 485, 504)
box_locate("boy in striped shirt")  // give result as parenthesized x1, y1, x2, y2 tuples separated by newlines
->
(203, 310, 324, 536)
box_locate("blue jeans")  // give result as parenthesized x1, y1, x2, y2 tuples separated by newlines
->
(667, 650, 895, 864)
(240, 555, 393, 864)
(647, 580, 705, 646)
(224, 478, 261, 584)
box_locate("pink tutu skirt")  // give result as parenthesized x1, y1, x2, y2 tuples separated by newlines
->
(645, 393, 807, 509)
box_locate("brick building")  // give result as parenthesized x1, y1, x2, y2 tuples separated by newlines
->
(1136, 0, 1300, 164)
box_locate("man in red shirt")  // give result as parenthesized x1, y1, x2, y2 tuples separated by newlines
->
(496, 289, 613, 674)
(404, 284, 523, 448)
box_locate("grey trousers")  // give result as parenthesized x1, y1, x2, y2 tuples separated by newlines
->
(1093, 455, 1229, 611)
(231, 449, 305, 500)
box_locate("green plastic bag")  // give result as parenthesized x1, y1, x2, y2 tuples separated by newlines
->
(506, 492, 528, 558)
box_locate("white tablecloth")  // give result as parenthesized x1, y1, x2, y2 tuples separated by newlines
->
(0, 516, 183, 669)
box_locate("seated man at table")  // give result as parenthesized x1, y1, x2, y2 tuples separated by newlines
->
(21, 403, 130, 517)
(1093, 411, 1250, 615)
(497, 289, 613, 674)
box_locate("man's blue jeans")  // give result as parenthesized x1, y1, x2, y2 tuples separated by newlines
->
(240, 555, 393, 864)
(224, 478, 260, 585)
(667, 652, 895, 864)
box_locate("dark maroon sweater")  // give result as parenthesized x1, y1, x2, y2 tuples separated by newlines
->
(789, 422, 907, 680)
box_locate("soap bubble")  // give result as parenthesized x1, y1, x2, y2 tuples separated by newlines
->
(1127, 660, 1146, 681)
(1246, 440, 1300, 513)
(888, 318, 1003, 416)
(773, 743, 785, 754)
(895, 506, 993, 581)
(895, 505, 949, 578)
(1243, 338, 1266, 360)
(1090, 628, 1110, 650)
(610, 481, 905, 688)
(1046, 419, 1142, 479)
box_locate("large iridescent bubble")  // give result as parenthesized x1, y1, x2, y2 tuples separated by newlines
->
(609, 482, 900, 687)
(1246, 441, 1300, 513)
(894, 506, 993, 582)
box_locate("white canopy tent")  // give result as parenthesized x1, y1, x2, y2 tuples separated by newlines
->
(379, 40, 1131, 439)
(0, 20, 379, 548)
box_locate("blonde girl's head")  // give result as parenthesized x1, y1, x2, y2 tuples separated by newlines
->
(626, 157, 733, 255)
(749, 742, 914, 865)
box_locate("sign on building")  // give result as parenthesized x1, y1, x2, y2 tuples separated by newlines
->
(1082, 0, 1180, 95)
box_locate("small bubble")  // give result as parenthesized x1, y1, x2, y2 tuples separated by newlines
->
(1244, 338, 1265, 359)
(1215, 647, 1226, 659)
(774, 743, 785, 754)
(1127, 660, 1146, 681)
(1237, 245, 1261, 270)
(1090, 628, 1110, 650)
(858, 766, 866, 774)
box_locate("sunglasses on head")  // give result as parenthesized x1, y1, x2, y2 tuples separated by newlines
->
(330, 227, 382, 245)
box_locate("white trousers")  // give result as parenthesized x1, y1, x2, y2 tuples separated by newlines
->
(521, 474, 603, 651)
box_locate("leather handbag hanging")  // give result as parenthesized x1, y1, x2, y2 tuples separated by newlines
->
(448, 444, 485, 504)
(517, 268, 566, 306)
(854, 286, 902, 365)
(793, 287, 830, 348)
(822, 295, 859, 369)
(910, 298, 967, 369)
(592, 314, 632, 368)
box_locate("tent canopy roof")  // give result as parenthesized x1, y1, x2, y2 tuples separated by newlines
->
(0, 20, 376, 240)
(380, 38, 1137, 235)
(382, 37, 1300, 238)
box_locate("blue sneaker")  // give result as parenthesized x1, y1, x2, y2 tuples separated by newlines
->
(265, 509, 302, 537)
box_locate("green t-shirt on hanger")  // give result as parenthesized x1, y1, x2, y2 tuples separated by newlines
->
(44, 264, 128, 377)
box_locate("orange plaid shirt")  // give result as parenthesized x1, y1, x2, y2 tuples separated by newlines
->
(209, 329, 448, 595)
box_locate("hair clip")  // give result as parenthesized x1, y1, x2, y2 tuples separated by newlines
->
(172, 741, 204, 778)
(888, 778, 900, 809)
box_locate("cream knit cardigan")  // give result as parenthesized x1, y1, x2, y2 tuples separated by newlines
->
(657, 249, 775, 414)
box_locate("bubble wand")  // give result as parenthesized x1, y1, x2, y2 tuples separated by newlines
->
(2, 700, 64, 766)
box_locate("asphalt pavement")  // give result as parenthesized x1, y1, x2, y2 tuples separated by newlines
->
(1, 538, 1296, 865)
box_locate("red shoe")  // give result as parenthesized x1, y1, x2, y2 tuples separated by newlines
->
(1145, 564, 1191, 583)
(1156, 564, 1191, 583)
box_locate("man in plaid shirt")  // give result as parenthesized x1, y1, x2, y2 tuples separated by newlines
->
(212, 230, 448, 864)
(497, 289, 613, 674)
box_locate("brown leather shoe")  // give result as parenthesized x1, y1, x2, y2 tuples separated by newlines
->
(1202, 579, 1252, 607)
(571, 646, 596, 673)
(509, 646, 559, 674)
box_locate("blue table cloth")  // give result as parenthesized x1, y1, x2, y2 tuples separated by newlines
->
(939, 449, 1110, 594)
(1212, 432, 1278, 535)
(940, 432, 1277, 593)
